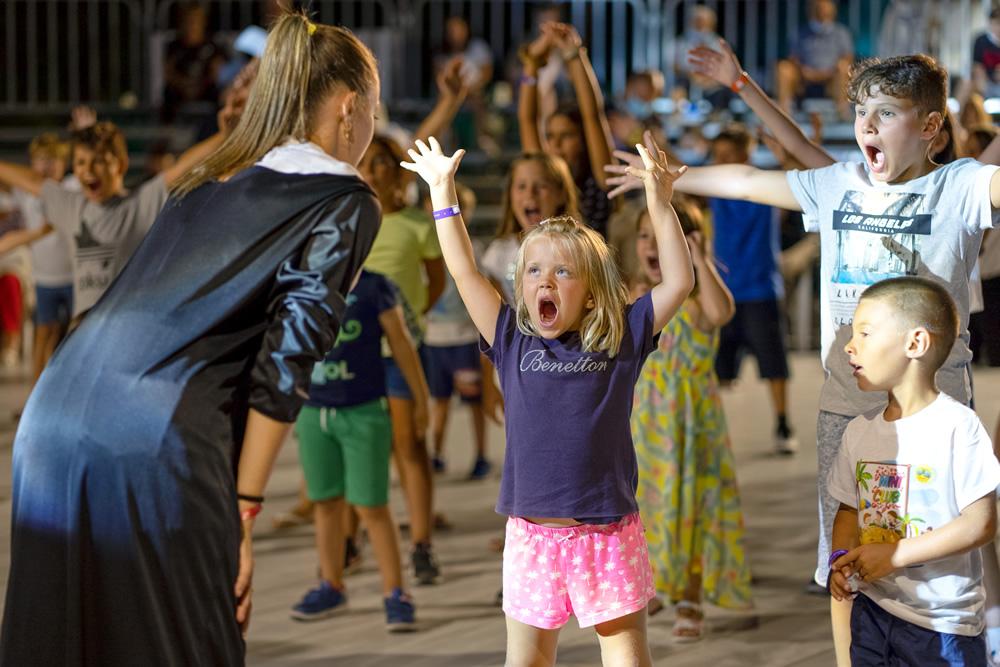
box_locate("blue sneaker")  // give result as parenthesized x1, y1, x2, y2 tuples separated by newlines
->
(431, 456, 446, 473)
(384, 588, 416, 632)
(469, 457, 492, 480)
(290, 581, 347, 621)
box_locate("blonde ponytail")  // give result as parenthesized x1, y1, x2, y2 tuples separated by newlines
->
(171, 10, 378, 197)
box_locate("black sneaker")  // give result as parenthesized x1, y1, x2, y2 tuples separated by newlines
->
(469, 457, 492, 480)
(412, 543, 441, 585)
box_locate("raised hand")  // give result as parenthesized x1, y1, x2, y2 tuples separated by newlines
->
(399, 137, 466, 190)
(69, 105, 97, 132)
(604, 146, 645, 200)
(546, 21, 583, 54)
(437, 57, 468, 102)
(687, 39, 743, 88)
(630, 132, 687, 211)
(520, 30, 553, 71)
(605, 130, 685, 200)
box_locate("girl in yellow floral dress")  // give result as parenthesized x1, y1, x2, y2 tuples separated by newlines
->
(631, 196, 753, 641)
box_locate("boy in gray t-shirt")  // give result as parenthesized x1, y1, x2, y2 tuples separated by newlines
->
(0, 113, 235, 317)
(642, 54, 1000, 591)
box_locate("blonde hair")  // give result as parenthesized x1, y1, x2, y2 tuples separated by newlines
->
(171, 10, 378, 197)
(497, 153, 580, 238)
(29, 133, 69, 161)
(513, 216, 629, 357)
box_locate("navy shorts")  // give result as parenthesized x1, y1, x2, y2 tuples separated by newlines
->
(383, 345, 430, 400)
(850, 593, 987, 666)
(715, 298, 790, 381)
(423, 343, 482, 402)
(34, 284, 73, 327)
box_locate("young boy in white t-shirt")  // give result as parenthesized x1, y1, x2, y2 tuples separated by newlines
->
(828, 276, 1000, 666)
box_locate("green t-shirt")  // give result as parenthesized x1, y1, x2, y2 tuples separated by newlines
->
(364, 206, 442, 318)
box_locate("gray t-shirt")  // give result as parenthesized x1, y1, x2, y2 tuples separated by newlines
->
(41, 176, 167, 315)
(787, 159, 1000, 416)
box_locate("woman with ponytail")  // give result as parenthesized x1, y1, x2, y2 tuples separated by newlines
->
(0, 11, 382, 665)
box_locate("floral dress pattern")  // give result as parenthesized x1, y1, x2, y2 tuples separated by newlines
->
(632, 299, 753, 608)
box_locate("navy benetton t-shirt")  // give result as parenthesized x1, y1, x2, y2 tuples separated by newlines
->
(306, 270, 397, 408)
(482, 292, 658, 520)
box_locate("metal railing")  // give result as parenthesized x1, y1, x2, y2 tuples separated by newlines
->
(0, 0, 992, 112)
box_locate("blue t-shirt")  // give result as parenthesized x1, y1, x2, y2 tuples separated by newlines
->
(709, 198, 784, 302)
(305, 270, 397, 408)
(481, 292, 658, 520)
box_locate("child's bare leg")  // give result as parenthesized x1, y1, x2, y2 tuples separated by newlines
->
(314, 497, 347, 587)
(430, 397, 451, 459)
(505, 616, 560, 667)
(594, 609, 653, 667)
(355, 504, 403, 594)
(469, 401, 487, 459)
(389, 396, 433, 544)
(831, 596, 853, 667)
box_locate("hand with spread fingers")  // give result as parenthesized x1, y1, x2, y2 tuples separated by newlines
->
(623, 131, 688, 212)
(399, 137, 466, 191)
(687, 39, 744, 90)
(604, 130, 686, 200)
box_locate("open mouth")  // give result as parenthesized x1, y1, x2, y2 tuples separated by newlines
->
(849, 362, 863, 377)
(522, 206, 543, 226)
(538, 297, 558, 327)
(864, 144, 886, 173)
(645, 255, 661, 273)
(82, 179, 102, 197)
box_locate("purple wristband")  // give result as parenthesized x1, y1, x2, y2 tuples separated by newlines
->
(828, 549, 849, 568)
(433, 204, 461, 221)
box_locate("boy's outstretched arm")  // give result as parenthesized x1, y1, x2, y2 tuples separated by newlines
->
(625, 137, 694, 331)
(381, 304, 430, 436)
(0, 162, 45, 197)
(400, 138, 502, 346)
(605, 135, 803, 211)
(833, 492, 997, 583)
(688, 40, 835, 170)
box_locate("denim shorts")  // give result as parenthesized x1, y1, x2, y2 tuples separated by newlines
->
(35, 284, 73, 326)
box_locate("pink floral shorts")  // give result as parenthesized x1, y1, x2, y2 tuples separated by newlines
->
(502, 513, 656, 629)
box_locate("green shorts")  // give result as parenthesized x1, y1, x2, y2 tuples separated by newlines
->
(295, 398, 392, 506)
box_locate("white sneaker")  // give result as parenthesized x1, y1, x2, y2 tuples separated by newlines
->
(774, 427, 798, 455)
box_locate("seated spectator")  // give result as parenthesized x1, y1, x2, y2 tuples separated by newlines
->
(623, 69, 664, 122)
(673, 5, 729, 109)
(973, 8, 1000, 99)
(161, 2, 224, 123)
(434, 16, 496, 154)
(776, 0, 853, 118)
(877, 0, 932, 58)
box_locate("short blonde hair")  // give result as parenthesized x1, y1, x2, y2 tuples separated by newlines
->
(513, 216, 629, 357)
(29, 133, 70, 161)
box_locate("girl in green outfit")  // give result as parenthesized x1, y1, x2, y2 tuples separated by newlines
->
(630, 196, 753, 641)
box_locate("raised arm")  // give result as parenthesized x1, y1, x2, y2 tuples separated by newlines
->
(381, 304, 430, 435)
(415, 58, 468, 144)
(688, 40, 835, 169)
(552, 23, 616, 188)
(517, 32, 552, 153)
(606, 140, 802, 211)
(400, 138, 502, 345)
(0, 162, 45, 197)
(686, 230, 735, 331)
(624, 137, 695, 331)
